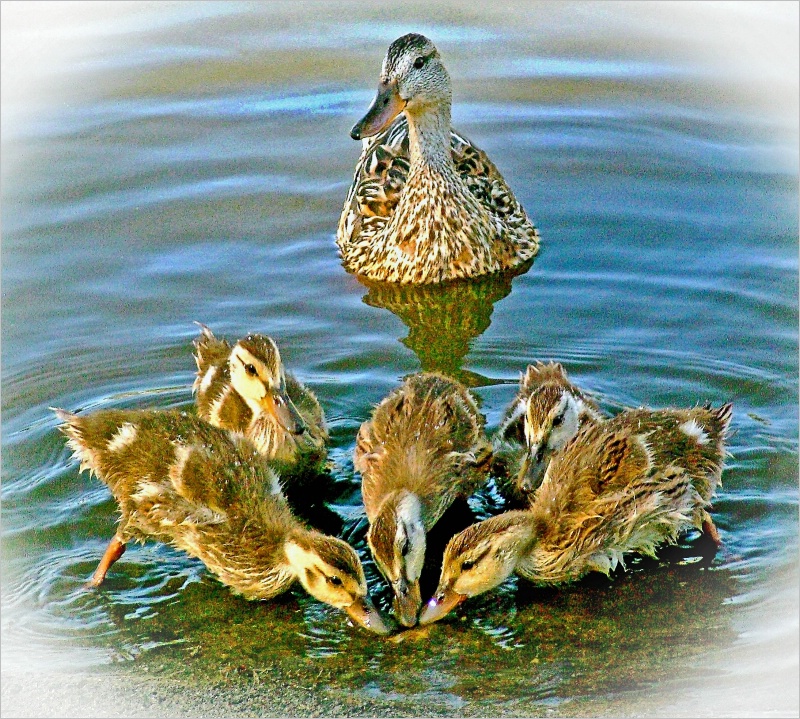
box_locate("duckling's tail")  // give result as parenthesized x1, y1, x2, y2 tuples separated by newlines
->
(193, 320, 214, 340)
(51, 407, 133, 490)
(714, 402, 734, 437)
(191, 322, 232, 394)
(52, 407, 100, 479)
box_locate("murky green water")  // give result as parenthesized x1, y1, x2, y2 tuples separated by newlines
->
(2, 2, 798, 716)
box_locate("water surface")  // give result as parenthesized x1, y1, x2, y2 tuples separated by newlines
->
(2, 2, 798, 716)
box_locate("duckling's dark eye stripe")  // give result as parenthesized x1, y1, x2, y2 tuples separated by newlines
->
(462, 546, 491, 571)
(413, 53, 434, 69)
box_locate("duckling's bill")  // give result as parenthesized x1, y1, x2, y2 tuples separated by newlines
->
(418, 588, 466, 625)
(392, 577, 422, 628)
(350, 80, 406, 140)
(262, 387, 306, 436)
(516, 443, 546, 493)
(345, 595, 393, 635)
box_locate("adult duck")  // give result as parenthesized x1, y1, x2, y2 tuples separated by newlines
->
(337, 33, 539, 284)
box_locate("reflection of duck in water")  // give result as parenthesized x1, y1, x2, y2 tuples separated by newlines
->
(360, 269, 526, 386)
(53, 408, 390, 634)
(338, 33, 539, 284)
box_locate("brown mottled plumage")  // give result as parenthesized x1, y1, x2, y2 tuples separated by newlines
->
(355, 372, 492, 626)
(192, 324, 328, 471)
(337, 33, 539, 284)
(53, 407, 389, 634)
(419, 402, 733, 624)
(493, 362, 605, 505)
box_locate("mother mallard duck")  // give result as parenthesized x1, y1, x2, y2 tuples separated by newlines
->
(337, 33, 540, 284)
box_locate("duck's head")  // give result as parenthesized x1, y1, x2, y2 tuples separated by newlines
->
(418, 511, 535, 625)
(366, 490, 426, 627)
(284, 531, 392, 635)
(229, 335, 306, 436)
(516, 364, 584, 492)
(351, 33, 451, 140)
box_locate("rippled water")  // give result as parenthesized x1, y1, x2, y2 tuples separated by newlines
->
(2, 2, 798, 716)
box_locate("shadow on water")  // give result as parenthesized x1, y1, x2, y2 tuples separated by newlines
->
(359, 262, 533, 388)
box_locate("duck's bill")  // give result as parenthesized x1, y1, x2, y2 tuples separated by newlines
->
(350, 81, 406, 140)
(418, 588, 467, 625)
(345, 596, 393, 635)
(392, 579, 422, 628)
(263, 389, 307, 436)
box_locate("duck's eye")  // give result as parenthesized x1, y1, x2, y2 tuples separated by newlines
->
(552, 413, 564, 428)
(461, 558, 476, 572)
(413, 56, 425, 69)
(327, 575, 343, 587)
(245, 363, 257, 377)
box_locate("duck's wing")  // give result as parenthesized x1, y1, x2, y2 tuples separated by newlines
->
(337, 116, 411, 247)
(450, 130, 537, 244)
(338, 116, 537, 248)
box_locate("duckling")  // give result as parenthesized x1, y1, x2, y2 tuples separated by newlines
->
(337, 33, 539, 284)
(355, 372, 493, 626)
(192, 324, 328, 471)
(53, 407, 389, 634)
(419, 403, 733, 624)
(493, 362, 605, 505)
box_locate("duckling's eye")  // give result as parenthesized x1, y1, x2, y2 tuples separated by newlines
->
(461, 558, 476, 572)
(327, 575, 343, 587)
(413, 56, 426, 69)
(552, 413, 564, 428)
(245, 363, 257, 377)
(399, 538, 410, 557)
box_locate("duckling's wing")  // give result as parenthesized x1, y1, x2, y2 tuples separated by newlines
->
(354, 419, 385, 522)
(552, 424, 651, 498)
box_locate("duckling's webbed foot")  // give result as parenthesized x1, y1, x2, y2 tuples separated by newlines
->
(86, 535, 126, 588)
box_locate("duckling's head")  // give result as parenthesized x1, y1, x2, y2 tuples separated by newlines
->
(284, 531, 391, 635)
(229, 335, 306, 436)
(508, 364, 583, 492)
(366, 490, 426, 627)
(419, 511, 535, 625)
(351, 33, 451, 140)
(518, 385, 582, 489)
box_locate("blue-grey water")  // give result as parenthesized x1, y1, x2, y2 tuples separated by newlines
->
(2, 2, 798, 716)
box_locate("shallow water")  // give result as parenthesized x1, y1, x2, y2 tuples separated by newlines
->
(2, 1, 798, 716)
